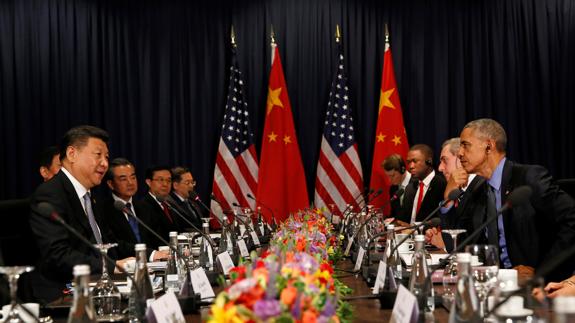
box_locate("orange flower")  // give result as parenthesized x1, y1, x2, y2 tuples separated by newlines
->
(301, 309, 318, 323)
(280, 286, 297, 306)
(296, 238, 306, 252)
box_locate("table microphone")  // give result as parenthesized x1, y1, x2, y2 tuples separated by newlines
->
(189, 191, 230, 230)
(231, 202, 260, 240)
(246, 193, 278, 229)
(37, 202, 141, 297)
(344, 188, 405, 256)
(341, 189, 383, 238)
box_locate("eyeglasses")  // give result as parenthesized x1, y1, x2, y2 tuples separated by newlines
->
(181, 180, 196, 186)
(152, 178, 172, 184)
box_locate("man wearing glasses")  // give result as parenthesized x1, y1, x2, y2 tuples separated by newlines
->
(169, 166, 203, 229)
(137, 165, 179, 240)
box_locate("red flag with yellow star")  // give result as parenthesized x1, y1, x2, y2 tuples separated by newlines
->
(369, 41, 409, 213)
(256, 43, 309, 223)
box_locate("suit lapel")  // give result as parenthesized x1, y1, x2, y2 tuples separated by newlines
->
(59, 172, 94, 239)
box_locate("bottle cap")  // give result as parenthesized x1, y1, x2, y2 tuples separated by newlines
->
(414, 235, 425, 242)
(169, 231, 177, 237)
(73, 264, 90, 276)
(203, 222, 209, 228)
(135, 243, 147, 251)
(387, 224, 395, 230)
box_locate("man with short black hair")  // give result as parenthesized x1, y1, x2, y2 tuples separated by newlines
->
(29, 125, 132, 302)
(38, 145, 61, 182)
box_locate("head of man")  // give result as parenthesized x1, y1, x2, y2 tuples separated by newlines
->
(458, 118, 507, 178)
(406, 144, 434, 181)
(438, 138, 461, 181)
(59, 125, 109, 189)
(382, 154, 407, 186)
(145, 166, 172, 199)
(171, 166, 195, 199)
(106, 158, 138, 201)
(39, 145, 62, 182)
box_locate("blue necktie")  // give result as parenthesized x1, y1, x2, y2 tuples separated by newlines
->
(124, 202, 141, 243)
(83, 192, 103, 244)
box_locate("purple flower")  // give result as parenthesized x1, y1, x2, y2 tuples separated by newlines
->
(322, 297, 336, 317)
(291, 292, 302, 318)
(253, 299, 281, 320)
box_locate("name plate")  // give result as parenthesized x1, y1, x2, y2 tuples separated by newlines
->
(147, 291, 185, 323)
(217, 252, 235, 275)
(372, 260, 387, 294)
(354, 246, 366, 271)
(237, 239, 250, 258)
(190, 268, 215, 299)
(390, 285, 419, 323)
(250, 231, 261, 246)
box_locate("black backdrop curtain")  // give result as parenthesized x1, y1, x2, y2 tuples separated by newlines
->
(1, 0, 574, 201)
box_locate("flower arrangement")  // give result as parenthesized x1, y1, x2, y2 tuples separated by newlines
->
(207, 209, 353, 323)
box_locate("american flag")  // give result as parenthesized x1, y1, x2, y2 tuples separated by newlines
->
(314, 42, 364, 214)
(211, 45, 258, 219)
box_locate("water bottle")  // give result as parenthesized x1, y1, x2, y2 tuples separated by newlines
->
(449, 253, 481, 323)
(385, 224, 402, 287)
(199, 222, 214, 271)
(68, 265, 96, 323)
(408, 235, 435, 317)
(165, 231, 182, 293)
(128, 243, 154, 322)
(554, 296, 575, 323)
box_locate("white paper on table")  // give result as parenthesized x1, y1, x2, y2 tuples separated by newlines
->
(190, 268, 215, 299)
(147, 291, 185, 323)
(237, 239, 250, 257)
(390, 285, 419, 323)
(372, 260, 387, 294)
(250, 231, 261, 246)
(354, 247, 366, 271)
(217, 252, 235, 275)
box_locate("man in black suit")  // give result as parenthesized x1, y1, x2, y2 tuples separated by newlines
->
(100, 158, 168, 260)
(137, 166, 180, 241)
(382, 154, 411, 219)
(29, 125, 132, 302)
(397, 144, 447, 224)
(168, 166, 203, 229)
(38, 145, 61, 182)
(457, 118, 575, 281)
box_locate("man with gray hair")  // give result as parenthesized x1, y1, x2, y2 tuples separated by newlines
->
(457, 118, 575, 281)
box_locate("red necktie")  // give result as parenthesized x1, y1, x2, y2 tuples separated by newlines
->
(415, 181, 425, 215)
(161, 201, 173, 223)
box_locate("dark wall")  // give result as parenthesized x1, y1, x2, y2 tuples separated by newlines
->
(1, 0, 574, 201)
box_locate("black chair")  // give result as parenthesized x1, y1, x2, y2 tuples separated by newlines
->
(557, 179, 575, 200)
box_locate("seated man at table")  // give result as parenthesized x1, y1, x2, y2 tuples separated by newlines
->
(456, 118, 575, 281)
(29, 125, 132, 302)
(382, 154, 411, 220)
(38, 145, 61, 182)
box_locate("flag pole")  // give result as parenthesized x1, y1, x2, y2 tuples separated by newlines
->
(384, 23, 389, 44)
(335, 24, 341, 43)
(231, 25, 236, 48)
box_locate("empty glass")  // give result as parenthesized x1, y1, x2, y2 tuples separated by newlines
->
(0, 266, 35, 323)
(91, 243, 123, 322)
(465, 244, 499, 318)
(441, 229, 467, 305)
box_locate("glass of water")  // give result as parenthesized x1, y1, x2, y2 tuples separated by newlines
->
(91, 243, 123, 322)
(465, 244, 499, 318)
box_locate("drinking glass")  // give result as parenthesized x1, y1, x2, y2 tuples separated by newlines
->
(441, 229, 467, 304)
(466, 244, 500, 318)
(0, 266, 35, 323)
(91, 243, 123, 322)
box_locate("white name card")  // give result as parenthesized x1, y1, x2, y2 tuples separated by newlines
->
(344, 239, 354, 255)
(354, 247, 366, 271)
(217, 252, 235, 275)
(148, 291, 185, 323)
(239, 225, 246, 237)
(372, 260, 387, 294)
(390, 285, 419, 323)
(250, 231, 261, 246)
(237, 239, 250, 258)
(190, 268, 215, 299)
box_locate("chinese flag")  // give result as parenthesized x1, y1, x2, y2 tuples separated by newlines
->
(256, 43, 309, 223)
(369, 41, 409, 213)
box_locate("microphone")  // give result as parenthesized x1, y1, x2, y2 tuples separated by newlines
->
(344, 188, 405, 256)
(37, 202, 141, 297)
(157, 197, 218, 249)
(190, 191, 229, 229)
(246, 193, 278, 229)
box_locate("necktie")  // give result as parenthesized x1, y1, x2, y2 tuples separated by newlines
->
(125, 203, 141, 243)
(83, 193, 103, 244)
(415, 181, 425, 215)
(486, 185, 499, 246)
(186, 200, 200, 223)
(161, 201, 173, 223)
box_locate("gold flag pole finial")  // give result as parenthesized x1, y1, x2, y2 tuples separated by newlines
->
(335, 24, 341, 43)
(270, 25, 276, 45)
(384, 23, 389, 43)
(231, 25, 236, 47)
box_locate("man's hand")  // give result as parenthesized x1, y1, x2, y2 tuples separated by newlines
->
(115, 257, 136, 273)
(444, 167, 469, 200)
(513, 265, 535, 282)
(425, 227, 445, 250)
(153, 250, 170, 261)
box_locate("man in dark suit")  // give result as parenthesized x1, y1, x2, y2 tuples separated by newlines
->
(29, 125, 132, 303)
(457, 118, 575, 281)
(382, 154, 411, 219)
(99, 158, 168, 260)
(168, 166, 203, 229)
(38, 145, 61, 182)
(397, 144, 447, 224)
(137, 166, 179, 241)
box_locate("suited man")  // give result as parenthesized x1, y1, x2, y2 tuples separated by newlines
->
(38, 145, 62, 182)
(29, 125, 132, 302)
(169, 166, 203, 229)
(425, 138, 484, 251)
(100, 158, 168, 260)
(458, 118, 575, 281)
(382, 154, 411, 219)
(398, 144, 447, 224)
(137, 166, 180, 241)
